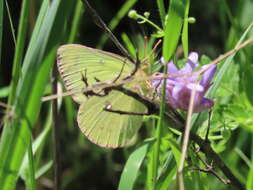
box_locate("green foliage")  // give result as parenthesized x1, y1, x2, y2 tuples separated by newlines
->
(0, 0, 253, 190)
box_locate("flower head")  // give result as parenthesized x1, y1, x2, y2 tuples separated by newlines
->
(152, 52, 216, 113)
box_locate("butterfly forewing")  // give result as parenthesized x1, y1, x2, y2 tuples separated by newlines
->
(57, 44, 134, 103)
(77, 90, 146, 148)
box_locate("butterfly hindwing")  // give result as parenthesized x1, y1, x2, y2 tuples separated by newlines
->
(77, 90, 146, 148)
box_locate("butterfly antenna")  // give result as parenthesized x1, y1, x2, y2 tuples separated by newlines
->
(81, 0, 135, 63)
(112, 59, 127, 83)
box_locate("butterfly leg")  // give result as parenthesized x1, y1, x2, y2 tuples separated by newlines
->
(123, 56, 141, 80)
(81, 69, 89, 87)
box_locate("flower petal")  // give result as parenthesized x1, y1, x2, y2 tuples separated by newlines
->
(188, 52, 199, 64)
(167, 61, 178, 74)
(194, 98, 214, 113)
(187, 83, 204, 92)
(200, 64, 216, 87)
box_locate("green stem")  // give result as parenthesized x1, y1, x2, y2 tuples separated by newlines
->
(151, 63, 168, 189)
(138, 14, 163, 32)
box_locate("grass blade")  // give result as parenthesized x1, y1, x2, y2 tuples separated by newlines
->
(162, 0, 185, 61)
(4, 0, 16, 45)
(181, 0, 190, 57)
(0, 0, 3, 62)
(118, 141, 153, 190)
(156, 0, 166, 27)
(8, 0, 29, 105)
(0, 0, 62, 189)
(97, 0, 137, 48)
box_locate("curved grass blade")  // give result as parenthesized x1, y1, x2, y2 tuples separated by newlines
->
(0, 0, 3, 62)
(118, 140, 154, 190)
(181, 0, 190, 58)
(162, 0, 185, 61)
(97, 0, 138, 48)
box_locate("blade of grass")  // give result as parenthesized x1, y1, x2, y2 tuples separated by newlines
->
(4, 0, 16, 46)
(8, 0, 29, 106)
(0, 0, 3, 62)
(68, 0, 84, 44)
(121, 33, 135, 57)
(0, 0, 63, 189)
(97, 0, 137, 48)
(35, 161, 53, 179)
(156, 0, 166, 27)
(159, 167, 177, 190)
(19, 107, 52, 179)
(118, 141, 153, 190)
(181, 0, 190, 58)
(27, 136, 36, 190)
(162, 0, 185, 61)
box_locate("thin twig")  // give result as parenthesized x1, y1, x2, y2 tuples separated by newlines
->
(177, 83, 197, 190)
(190, 150, 230, 185)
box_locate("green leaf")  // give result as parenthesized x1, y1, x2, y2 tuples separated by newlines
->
(168, 138, 181, 167)
(181, 0, 190, 57)
(0, 86, 9, 98)
(118, 141, 153, 190)
(35, 161, 53, 179)
(162, 0, 185, 61)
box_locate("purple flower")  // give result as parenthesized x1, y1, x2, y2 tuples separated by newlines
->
(152, 52, 216, 113)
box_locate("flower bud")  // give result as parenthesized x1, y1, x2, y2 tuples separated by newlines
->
(128, 10, 138, 20)
(188, 17, 196, 24)
(144, 11, 150, 18)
